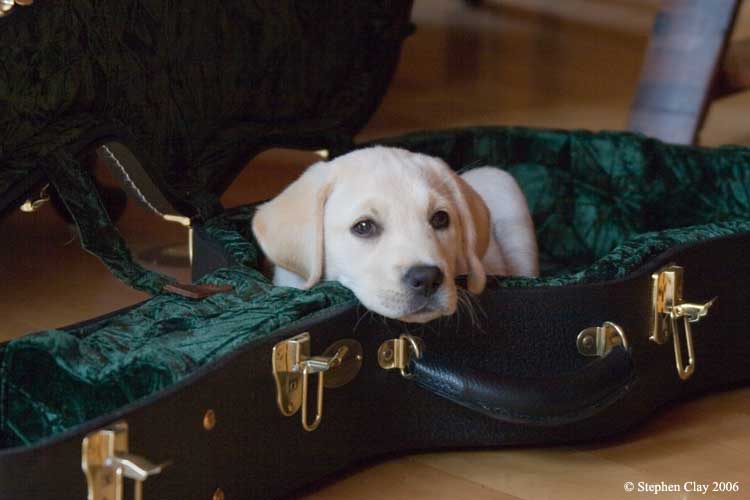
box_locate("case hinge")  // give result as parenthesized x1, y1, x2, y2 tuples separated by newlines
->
(82, 421, 167, 500)
(377, 334, 424, 378)
(651, 264, 717, 380)
(272, 332, 363, 431)
(577, 321, 628, 358)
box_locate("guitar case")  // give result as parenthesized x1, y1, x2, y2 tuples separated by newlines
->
(1, 1, 749, 498)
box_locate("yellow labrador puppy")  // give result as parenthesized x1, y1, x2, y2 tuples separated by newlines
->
(252, 146, 538, 323)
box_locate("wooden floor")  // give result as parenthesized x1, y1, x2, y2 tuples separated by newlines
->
(2, 0, 750, 498)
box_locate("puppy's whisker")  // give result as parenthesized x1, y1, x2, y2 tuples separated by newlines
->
(457, 287, 486, 334)
(452, 302, 462, 336)
(470, 288, 487, 318)
(457, 292, 474, 330)
(353, 307, 373, 333)
(376, 312, 397, 336)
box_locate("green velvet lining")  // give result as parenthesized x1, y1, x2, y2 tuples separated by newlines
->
(0, 266, 356, 448)
(0, 0, 413, 216)
(45, 151, 172, 294)
(1, 127, 749, 450)
(368, 127, 750, 285)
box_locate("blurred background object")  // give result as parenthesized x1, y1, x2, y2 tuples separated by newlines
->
(629, 0, 750, 144)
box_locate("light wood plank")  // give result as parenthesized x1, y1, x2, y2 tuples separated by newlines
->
(301, 458, 523, 500)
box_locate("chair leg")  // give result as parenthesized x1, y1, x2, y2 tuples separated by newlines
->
(628, 0, 742, 145)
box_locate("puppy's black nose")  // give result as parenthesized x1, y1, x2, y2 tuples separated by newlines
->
(403, 265, 444, 296)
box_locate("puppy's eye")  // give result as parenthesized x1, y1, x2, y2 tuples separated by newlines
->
(351, 219, 379, 238)
(430, 210, 450, 230)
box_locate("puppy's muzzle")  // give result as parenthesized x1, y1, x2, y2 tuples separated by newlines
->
(403, 265, 444, 297)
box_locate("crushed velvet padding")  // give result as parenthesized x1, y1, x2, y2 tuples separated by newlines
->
(45, 151, 171, 294)
(1, 127, 749, 449)
(0, 0, 413, 216)
(0, 267, 356, 447)
(369, 127, 750, 279)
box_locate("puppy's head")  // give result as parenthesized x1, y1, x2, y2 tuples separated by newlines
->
(252, 146, 490, 323)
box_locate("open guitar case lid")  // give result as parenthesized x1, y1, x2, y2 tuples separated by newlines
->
(1, 1, 750, 498)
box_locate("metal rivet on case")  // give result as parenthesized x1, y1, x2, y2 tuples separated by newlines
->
(203, 409, 216, 431)
(213, 488, 225, 500)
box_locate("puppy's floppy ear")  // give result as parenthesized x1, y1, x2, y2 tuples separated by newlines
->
(446, 169, 491, 295)
(252, 161, 334, 289)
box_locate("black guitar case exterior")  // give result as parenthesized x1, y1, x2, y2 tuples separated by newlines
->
(1, 1, 749, 499)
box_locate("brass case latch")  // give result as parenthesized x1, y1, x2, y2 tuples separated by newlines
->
(82, 421, 167, 500)
(272, 332, 363, 432)
(651, 265, 717, 380)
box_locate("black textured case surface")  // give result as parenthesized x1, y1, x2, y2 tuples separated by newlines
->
(0, 230, 747, 499)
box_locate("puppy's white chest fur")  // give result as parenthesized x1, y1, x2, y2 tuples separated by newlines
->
(459, 167, 539, 278)
(273, 266, 308, 288)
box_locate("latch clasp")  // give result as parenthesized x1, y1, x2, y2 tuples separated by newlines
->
(272, 332, 362, 431)
(82, 421, 167, 500)
(651, 265, 716, 380)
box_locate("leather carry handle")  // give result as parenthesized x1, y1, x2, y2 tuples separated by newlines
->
(407, 346, 635, 427)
